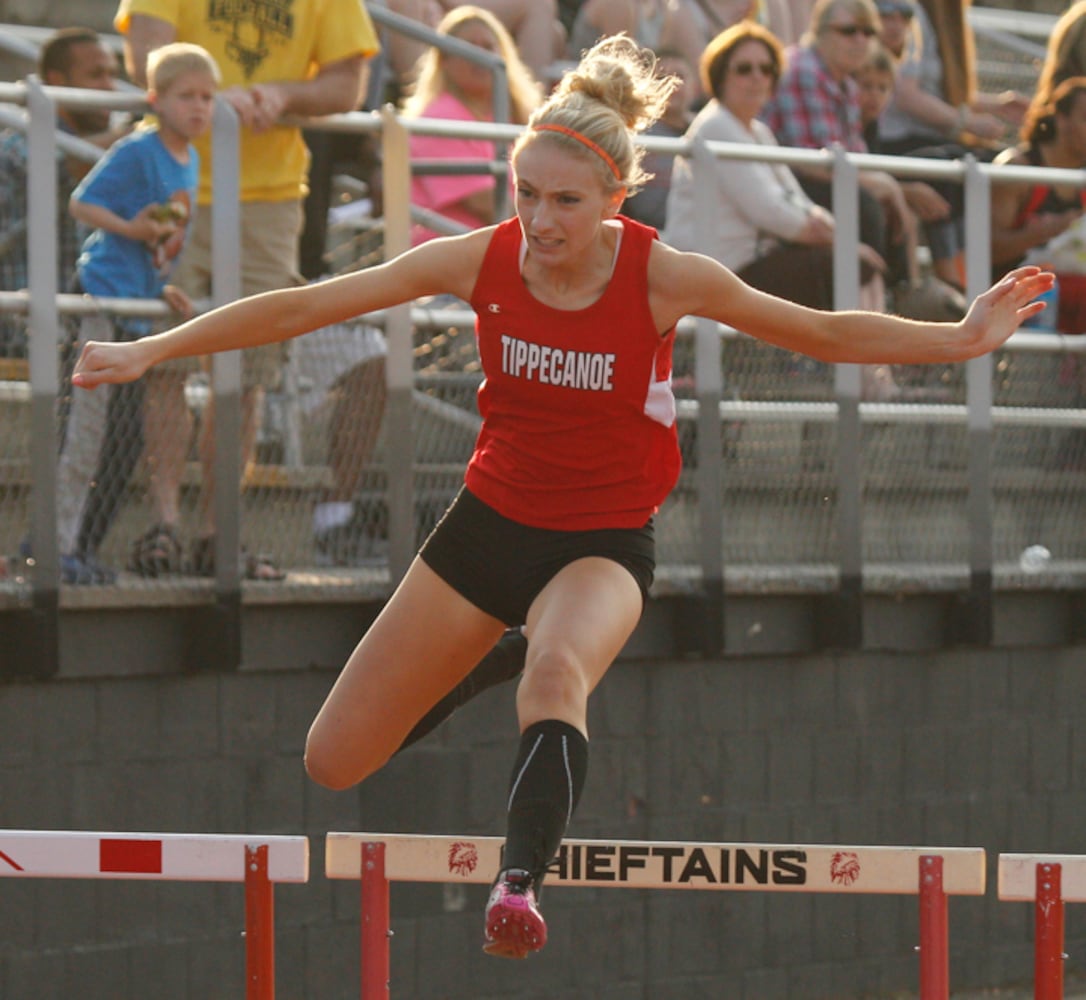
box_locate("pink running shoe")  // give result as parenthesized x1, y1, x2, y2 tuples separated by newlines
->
(482, 869, 547, 959)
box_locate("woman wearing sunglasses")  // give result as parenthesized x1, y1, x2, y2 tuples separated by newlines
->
(760, 0, 926, 310)
(666, 20, 886, 314)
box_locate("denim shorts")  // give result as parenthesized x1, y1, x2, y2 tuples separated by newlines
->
(418, 487, 656, 626)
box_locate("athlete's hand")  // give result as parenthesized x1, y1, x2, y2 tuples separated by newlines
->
(958, 266, 1054, 356)
(71, 339, 154, 390)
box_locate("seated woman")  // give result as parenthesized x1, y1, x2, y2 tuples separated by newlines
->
(665, 20, 885, 313)
(402, 4, 542, 245)
(666, 20, 910, 399)
(991, 76, 1086, 334)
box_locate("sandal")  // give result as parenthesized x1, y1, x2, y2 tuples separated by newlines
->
(190, 535, 286, 582)
(129, 523, 185, 578)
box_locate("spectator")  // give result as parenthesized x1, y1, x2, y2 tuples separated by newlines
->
(434, 0, 565, 82)
(915, 0, 1027, 141)
(114, 0, 379, 579)
(663, 19, 917, 400)
(685, 0, 760, 44)
(568, 0, 706, 97)
(991, 77, 1086, 333)
(666, 21, 886, 313)
(1035, 1, 1086, 113)
(761, 0, 818, 46)
(0, 27, 126, 359)
(622, 48, 696, 230)
(875, 0, 1025, 289)
(57, 42, 216, 583)
(856, 42, 966, 320)
(403, 4, 542, 245)
(759, 0, 917, 295)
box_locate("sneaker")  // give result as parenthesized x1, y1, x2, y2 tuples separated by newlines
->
(483, 869, 547, 959)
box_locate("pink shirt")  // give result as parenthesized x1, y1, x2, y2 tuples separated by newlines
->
(409, 92, 496, 245)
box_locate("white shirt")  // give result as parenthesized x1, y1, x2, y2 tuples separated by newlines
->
(665, 100, 815, 272)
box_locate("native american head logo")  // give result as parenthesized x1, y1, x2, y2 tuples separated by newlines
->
(448, 841, 478, 877)
(830, 851, 861, 887)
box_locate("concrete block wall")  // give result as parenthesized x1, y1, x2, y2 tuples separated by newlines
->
(2, 631, 1086, 998)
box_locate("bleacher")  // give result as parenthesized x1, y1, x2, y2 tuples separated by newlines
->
(2, 6, 1086, 620)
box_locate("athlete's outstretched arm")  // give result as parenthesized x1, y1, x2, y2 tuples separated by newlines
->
(71, 229, 493, 389)
(649, 243, 1053, 366)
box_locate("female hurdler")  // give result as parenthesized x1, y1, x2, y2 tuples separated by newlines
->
(72, 35, 1051, 960)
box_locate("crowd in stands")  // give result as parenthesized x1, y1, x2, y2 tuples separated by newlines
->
(1, 0, 1083, 583)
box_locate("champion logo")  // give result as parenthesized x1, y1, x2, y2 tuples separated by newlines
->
(488, 303, 501, 314)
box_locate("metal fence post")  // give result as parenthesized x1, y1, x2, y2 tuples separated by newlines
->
(691, 136, 724, 654)
(23, 74, 60, 677)
(828, 144, 864, 649)
(958, 156, 994, 645)
(380, 107, 417, 583)
(190, 96, 244, 669)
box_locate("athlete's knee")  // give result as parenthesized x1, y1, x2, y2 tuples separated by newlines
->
(304, 725, 390, 791)
(519, 642, 589, 710)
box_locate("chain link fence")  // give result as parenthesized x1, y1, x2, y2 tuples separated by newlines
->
(3, 8, 1086, 611)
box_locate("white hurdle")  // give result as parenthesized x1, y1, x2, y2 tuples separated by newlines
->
(998, 852, 1086, 999)
(0, 830, 309, 999)
(326, 833, 987, 999)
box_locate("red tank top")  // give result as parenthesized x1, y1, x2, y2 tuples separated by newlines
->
(465, 215, 681, 530)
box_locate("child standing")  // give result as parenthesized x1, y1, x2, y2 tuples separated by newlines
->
(56, 43, 218, 583)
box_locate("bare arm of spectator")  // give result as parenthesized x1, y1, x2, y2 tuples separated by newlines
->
(892, 72, 1005, 142)
(122, 13, 176, 88)
(901, 181, 951, 224)
(69, 197, 175, 247)
(242, 56, 368, 131)
(123, 12, 367, 128)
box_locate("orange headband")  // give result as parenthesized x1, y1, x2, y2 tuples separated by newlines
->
(532, 123, 623, 182)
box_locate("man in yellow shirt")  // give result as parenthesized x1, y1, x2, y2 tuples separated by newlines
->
(114, 0, 379, 578)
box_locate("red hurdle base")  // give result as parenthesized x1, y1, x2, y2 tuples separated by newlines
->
(245, 844, 276, 1000)
(1035, 862, 1065, 1000)
(361, 841, 391, 999)
(919, 854, 949, 999)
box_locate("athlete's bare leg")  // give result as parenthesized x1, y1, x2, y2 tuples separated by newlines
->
(305, 557, 506, 789)
(518, 556, 644, 735)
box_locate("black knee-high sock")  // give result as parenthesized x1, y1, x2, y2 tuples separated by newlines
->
(501, 720, 588, 881)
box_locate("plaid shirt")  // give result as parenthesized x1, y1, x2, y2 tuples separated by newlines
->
(760, 44, 867, 155)
(0, 127, 85, 356)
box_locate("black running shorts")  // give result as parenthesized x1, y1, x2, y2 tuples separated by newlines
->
(418, 487, 656, 626)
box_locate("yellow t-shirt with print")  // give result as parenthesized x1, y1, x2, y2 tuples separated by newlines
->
(115, 0, 378, 204)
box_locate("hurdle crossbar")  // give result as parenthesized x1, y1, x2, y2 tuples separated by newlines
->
(326, 833, 987, 1000)
(0, 830, 309, 1000)
(998, 853, 1086, 999)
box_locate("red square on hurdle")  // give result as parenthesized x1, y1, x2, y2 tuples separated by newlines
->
(99, 838, 163, 874)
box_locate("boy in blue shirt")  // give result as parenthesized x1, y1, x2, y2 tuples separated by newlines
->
(56, 42, 218, 583)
